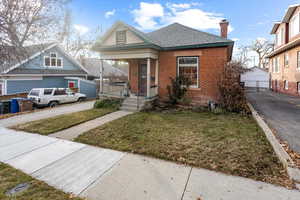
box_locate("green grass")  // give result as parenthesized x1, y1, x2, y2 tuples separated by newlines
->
(75, 111, 293, 188)
(0, 163, 82, 200)
(12, 108, 116, 135)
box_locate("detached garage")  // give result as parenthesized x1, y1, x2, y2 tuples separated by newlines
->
(241, 67, 270, 88)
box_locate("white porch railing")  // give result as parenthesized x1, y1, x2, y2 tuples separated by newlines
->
(101, 82, 128, 98)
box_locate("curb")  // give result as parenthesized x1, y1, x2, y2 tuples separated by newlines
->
(247, 102, 300, 184)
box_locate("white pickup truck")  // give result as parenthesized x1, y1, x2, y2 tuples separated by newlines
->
(28, 88, 86, 107)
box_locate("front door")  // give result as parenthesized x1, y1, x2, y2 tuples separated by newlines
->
(139, 63, 147, 96)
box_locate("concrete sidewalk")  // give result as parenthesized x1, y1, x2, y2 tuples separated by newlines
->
(50, 110, 132, 140)
(0, 128, 299, 200)
(0, 101, 95, 128)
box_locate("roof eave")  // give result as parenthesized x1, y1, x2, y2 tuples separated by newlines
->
(270, 23, 281, 34)
(282, 5, 300, 22)
(161, 41, 234, 51)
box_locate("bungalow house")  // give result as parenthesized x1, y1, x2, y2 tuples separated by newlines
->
(93, 20, 234, 109)
(0, 43, 97, 98)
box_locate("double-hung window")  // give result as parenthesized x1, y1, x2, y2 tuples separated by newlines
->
(177, 56, 199, 88)
(298, 52, 300, 69)
(273, 57, 280, 73)
(284, 53, 289, 66)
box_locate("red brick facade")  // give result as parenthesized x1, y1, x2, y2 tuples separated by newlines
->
(128, 47, 229, 105)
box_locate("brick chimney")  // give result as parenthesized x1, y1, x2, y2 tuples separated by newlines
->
(220, 19, 229, 38)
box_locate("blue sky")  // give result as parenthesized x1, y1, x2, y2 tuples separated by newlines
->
(69, 0, 300, 51)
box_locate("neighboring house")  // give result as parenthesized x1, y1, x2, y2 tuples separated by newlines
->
(241, 67, 270, 88)
(0, 43, 97, 98)
(267, 4, 300, 96)
(80, 58, 128, 81)
(93, 20, 234, 104)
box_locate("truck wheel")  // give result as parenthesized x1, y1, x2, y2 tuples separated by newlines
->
(49, 101, 58, 108)
(78, 97, 85, 102)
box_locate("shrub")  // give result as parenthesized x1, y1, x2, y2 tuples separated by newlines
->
(218, 61, 250, 114)
(94, 98, 122, 109)
(167, 75, 192, 105)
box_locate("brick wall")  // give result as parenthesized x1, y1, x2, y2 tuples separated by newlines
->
(158, 47, 228, 104)
(271, 80, 300, 96)
(269, 45, 300, 97)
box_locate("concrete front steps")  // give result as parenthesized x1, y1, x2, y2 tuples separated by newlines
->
(120, 97, 146, 112)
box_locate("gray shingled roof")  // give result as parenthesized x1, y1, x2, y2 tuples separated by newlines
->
(81, 58, 128, 78)
(1, 43, 55, 73)
(7, 68, 87, 75)
(146, 23, 232, 48)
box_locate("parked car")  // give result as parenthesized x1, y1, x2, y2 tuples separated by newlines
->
(28, 88, 86, 107)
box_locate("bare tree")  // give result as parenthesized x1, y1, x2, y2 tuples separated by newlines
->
(234, 45, 251, 66)
(0, 0, 68, 69)
(58, 9, 100, 59)
(250, 38, 274, 69)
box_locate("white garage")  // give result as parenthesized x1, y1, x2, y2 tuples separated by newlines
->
(241, 67, 270, 88)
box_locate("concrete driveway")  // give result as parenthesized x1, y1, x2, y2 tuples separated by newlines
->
(0, 101, 95, 128)
(0, 128, 299, 199)
(246, 90, 300, 154)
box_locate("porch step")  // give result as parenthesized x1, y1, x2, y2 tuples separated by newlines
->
(120, 97, 146, 112)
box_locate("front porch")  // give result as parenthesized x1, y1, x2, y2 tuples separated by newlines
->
(99, 49, 159, 101)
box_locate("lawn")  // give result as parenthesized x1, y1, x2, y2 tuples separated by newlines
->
(75, 111, 293, 188)
(0, 163, 82, 200)
(12, 108, 116, 135)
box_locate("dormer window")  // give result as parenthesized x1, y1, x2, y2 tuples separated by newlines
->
(44, 52, 63, 68)
(290, 13, 300, 38)
(116, 30, 126, 45)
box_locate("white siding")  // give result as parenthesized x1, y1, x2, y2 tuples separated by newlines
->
(241, 67, 270, 88)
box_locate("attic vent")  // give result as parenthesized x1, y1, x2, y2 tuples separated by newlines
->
(116, 31, 126, 45)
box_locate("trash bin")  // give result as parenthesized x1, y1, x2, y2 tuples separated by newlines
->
(1, 100, 11, 114)
(10, 98, 23, 113)
(18, 99, 33, 112)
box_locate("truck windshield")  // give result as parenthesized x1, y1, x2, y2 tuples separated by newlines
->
(29, 90, 40, 96)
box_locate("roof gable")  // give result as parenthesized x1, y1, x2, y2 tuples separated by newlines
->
(94, 21, 233, 52)
(98, 21, 160, 47)
(2, 43, 89, 75)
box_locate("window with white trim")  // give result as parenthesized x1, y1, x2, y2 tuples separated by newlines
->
(273, 57, 280, 73)
(284, 53, 289, 66)
(277, 27, 284, 46)
(298, 51, 300, 69)
(284, 80, 288, 90)
(177, 56, 199, 88)
(0, 82, 2, 96)
(290, 13, 300, 38)
(44, 52, 63, 68)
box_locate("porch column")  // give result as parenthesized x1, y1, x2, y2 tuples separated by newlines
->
(147, 58, 151, 98)
(155, 59, 159, 94)
(99, 59, 104, 94)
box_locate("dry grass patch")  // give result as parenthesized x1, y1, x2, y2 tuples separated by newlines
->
(0, 163, 83, 200)
(75, 111, 293, 188)
(12, 108, 116, 135)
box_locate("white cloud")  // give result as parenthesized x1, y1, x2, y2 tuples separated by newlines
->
(132, 2, 233, 33)
(232, 38, 239, 41)
(74, 24, 89, 35)
(132, 2, 164, 30)
(105, 9, 116, 18)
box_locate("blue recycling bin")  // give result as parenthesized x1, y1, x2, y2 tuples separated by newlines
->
(10, 98, 24, 113)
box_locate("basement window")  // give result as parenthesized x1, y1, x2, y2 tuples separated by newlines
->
(177, 56, 199, 88)
(284, 80, 288, 90)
